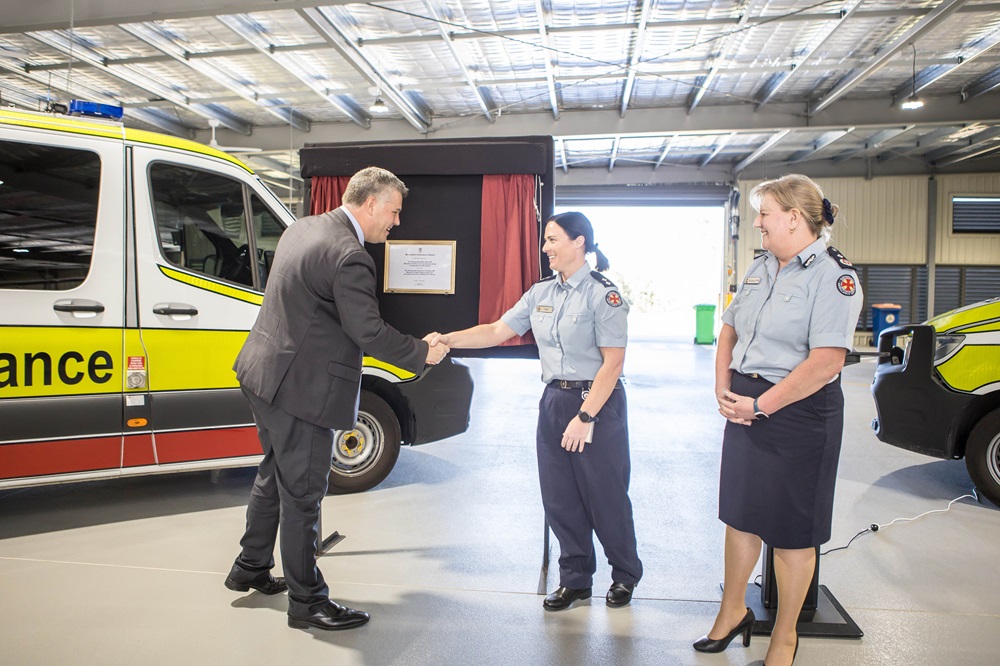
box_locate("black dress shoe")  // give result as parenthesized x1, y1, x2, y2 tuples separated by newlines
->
(693, 607, 755, 652)
(287, 600, 370, 631)
(224, 571, 288, 595)
(606, 582, 635, 608)
(543, 586, 592, 611)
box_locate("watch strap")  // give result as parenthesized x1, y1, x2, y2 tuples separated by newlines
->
(753, 398, 769, 419)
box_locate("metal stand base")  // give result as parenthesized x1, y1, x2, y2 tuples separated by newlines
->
(537, 519, 551, 595)
(317, 504, 345, 556)
(745, 584, 864, 638)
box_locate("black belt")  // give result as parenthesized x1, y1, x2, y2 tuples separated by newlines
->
(736, 371, 762, 379)
(549, 379, 623, 390)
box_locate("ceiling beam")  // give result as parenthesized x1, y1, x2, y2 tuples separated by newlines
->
(808, 0, 971, 116)
(118, 22, 310, 132)
(734, 129, 790, 172)
(831, 126, 916, 163)
(532, 0, 560, 120)
(652, 136, 675, 170)
(876, 125, 964, 162)
(925, 126, 1000, 163)
(687, 2, 760, 114)
(755, 0, 864, 109)
(787, 128, 855, 163)
(558, 139, 569, 173)
(608, 136, 621, 172)
(27, 28, 251, 134)
(216, 14, 369, 129)
(963, 68, 1000, 100)
(620, 0, 654, 117)
(300, 7, 430, 132)
(421, 0, 496, 123)
(893, 25, 1000, 100)
(0, 53, 192, 136)
(7, 1, 1000, 34)
(700, 133, 734, 167)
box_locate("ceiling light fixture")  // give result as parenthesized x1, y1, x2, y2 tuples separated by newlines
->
(369, 97, 389, 114)
(901, 42, 924, 110)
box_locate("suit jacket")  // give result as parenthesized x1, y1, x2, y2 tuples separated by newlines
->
(234, 207, 428, 429)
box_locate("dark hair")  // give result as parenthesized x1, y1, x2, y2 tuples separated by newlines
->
(549, 211, 610, 271)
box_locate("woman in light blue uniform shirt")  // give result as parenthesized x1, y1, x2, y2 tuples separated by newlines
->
(434, 212, 642, 611)
(693, 175, 863, 666)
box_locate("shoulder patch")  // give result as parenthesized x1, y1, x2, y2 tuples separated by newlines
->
(827, 246, 855, 271)
(836, 274, 857, 296)
(591, 271, 617, 288)
(538, 273, 557, 282)
(605, 290, 624, 308)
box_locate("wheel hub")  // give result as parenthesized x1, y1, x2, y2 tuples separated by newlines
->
(331, 412, 384, 476)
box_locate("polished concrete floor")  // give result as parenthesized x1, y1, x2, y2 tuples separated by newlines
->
(2, 330, 999, 665)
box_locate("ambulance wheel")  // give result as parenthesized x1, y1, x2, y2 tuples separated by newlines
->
(327, 391, 401, 494)
(965, 408, 1000, 508)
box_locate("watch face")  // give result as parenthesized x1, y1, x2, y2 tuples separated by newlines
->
(578, 411, 592, 423)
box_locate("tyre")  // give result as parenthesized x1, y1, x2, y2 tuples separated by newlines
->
(965, 408, 1000, 508)
(327, 390, 401, 494)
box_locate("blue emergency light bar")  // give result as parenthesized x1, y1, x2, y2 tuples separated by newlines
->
(68, 100, 124, 121)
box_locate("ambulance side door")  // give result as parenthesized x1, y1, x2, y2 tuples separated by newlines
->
(129, 147, 289, 467)
(0, 128, 126, 482)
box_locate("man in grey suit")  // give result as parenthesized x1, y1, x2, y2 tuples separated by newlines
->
(224, 167, 449, 631)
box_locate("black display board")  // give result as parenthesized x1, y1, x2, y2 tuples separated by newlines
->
(300, 136, 555, 358)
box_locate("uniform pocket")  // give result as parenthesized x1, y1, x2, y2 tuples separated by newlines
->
(327, 360, 361, 382)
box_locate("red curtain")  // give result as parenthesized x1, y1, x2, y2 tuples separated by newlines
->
(310, 176, 352, 215)
(480, 174, 539, 346)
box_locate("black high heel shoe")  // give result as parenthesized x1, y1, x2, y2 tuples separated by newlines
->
(692, 607, 755, 652)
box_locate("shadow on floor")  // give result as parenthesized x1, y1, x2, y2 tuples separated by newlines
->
(870, 459, 998, 510)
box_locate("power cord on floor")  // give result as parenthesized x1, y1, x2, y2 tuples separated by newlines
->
(820, 488, 979, 556)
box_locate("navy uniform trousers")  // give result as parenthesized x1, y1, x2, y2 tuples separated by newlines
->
(233, 387, 335, 616)
(537, 383, 643, 589)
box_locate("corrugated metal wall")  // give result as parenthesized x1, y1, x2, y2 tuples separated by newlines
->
(734, 175, 931, 277)
(734, 173, 1000, 273)
(935, 173, 1000, 264)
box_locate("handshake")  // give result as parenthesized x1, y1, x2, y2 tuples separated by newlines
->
(422, 332, 452, 366)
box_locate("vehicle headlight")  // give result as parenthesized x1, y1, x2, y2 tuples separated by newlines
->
(934, 334, 965, 362)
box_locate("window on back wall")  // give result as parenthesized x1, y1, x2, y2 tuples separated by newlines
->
(952, 196, 1000, 233)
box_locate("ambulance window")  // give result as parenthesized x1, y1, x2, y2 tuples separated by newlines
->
(250, 193, 286, 288)
(0, 139, 100, 290)
(149, 163, 254, 288)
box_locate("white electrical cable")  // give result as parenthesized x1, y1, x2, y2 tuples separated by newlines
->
(822, 489, 979, 556)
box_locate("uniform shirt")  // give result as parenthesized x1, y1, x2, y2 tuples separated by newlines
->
(340, 206, 366, 245)
(502, 261, 629, 384)
(721, 238, 864, 384)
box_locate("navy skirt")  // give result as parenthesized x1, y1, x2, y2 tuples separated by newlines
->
(718, 372, 845, 549)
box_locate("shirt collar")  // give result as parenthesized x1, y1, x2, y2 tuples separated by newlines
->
(340, 206, 365, 245)
(796, 237, 827, 269)
(559, 261, 593, 290)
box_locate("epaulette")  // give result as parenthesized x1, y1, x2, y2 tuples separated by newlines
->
(538, 274, 557, 282)
(591, 271, 617, 288)
(827, 246, 856, 271)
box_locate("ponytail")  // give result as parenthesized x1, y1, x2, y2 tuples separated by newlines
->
(549, 211, 610, 272)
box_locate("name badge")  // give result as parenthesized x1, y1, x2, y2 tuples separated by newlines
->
(536, 305, 554, 313)
(744, 277, 761, 285)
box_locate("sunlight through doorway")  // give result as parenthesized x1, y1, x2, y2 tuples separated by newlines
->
(555, 205, 725, 340)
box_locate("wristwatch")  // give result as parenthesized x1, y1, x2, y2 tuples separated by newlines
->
(753, 398, 769, 420)
(578, 410, 598, 423)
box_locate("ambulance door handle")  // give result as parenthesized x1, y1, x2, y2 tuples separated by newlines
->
(153, 303, 199, 317)
(53, 299, 105, 317)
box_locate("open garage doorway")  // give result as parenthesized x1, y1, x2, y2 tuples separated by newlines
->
(554, 204, 726, 340)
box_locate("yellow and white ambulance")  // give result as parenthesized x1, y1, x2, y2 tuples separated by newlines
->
(872, 297, 1000, 505)
(0, 105, 472, 494)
